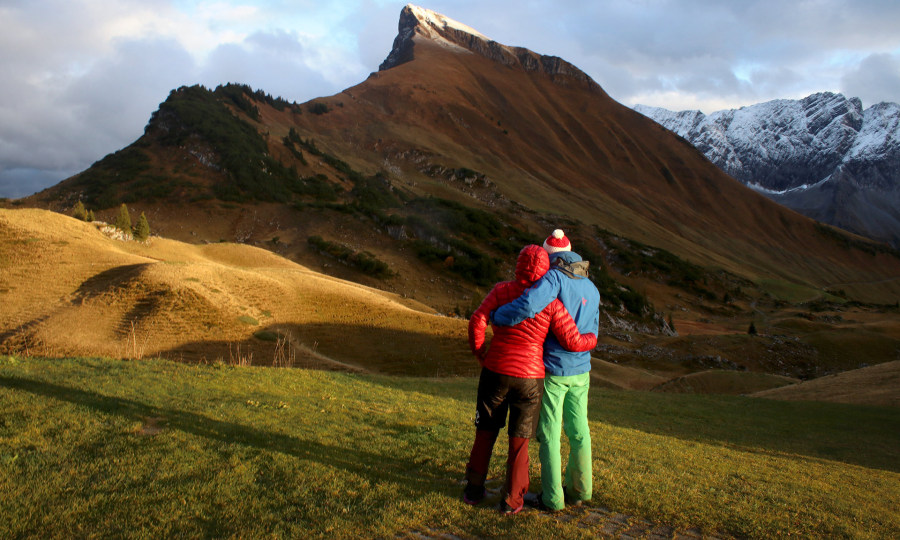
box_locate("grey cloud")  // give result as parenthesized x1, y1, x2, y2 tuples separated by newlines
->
(841, 53, 900, 108)
(0, 37, 196, 198)
(65, 38, 197, 143)
(348, 0, 401, 72)
(440, 0, 900, 105)
(0, 168, 77, 199)
(201, 30, 335, 103)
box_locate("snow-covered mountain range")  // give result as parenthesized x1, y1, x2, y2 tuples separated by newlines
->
(635, 93, 900, 247)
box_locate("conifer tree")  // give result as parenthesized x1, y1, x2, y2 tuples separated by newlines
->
(86, 209, 95, 222)
(72, 200, 87, 221)
(134, 212, 150, 241)
(115, 203, 132, 232)
(748, 321, 758, 335)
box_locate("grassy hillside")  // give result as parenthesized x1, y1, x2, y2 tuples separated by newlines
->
(0, 356, 897, 539)
(754, 361, 900, 407)
(652, 370, 799, 395)
(0, 208, 470, 374)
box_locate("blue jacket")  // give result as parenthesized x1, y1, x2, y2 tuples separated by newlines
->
(492, 251, 600, 376)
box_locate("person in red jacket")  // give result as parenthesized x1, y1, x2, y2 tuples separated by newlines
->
(464, 244, 597, 514)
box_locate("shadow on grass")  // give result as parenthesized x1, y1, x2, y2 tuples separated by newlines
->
(0, 374, 456, 496)
(159, 322, 477, 378)
(71, 263, 150, 301)
(591, 388, 900, 474)
(151, 322, 900, 474)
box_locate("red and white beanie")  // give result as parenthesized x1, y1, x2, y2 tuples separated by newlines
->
(542, 229, 571, 254)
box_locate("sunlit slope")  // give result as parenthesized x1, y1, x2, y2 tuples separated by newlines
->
(0, 209, 470, 374)
(753, 360, 900, 407)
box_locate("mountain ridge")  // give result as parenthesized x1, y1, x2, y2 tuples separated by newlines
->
(635, 93, 900, 246)
(379, 4, 600, 90)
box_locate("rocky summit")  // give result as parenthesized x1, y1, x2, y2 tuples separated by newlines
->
(380, 4, 598, 87)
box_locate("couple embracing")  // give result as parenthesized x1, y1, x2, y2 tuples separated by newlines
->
(465, 229, 601, 514)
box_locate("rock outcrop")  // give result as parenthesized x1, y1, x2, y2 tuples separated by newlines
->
(379, 4, 600, 90)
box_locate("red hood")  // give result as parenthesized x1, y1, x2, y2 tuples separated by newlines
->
(515, 244, 549, 285)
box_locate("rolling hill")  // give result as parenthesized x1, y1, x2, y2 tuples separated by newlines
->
(0, 208, 471, 376)
(753, 360, 900, 407)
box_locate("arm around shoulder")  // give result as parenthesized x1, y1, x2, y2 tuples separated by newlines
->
(547, 299, 597, 352)
(492, 271, 561, 327)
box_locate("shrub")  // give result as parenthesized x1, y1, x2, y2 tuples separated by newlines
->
(282, 129, 308, 165)
(152, 85, 296, 203)
(593, 266, 650, 317)
(307, 236, 394, 279)
(133, 212, 150, 241)
(73, 146, 151, 208)
(115, 204, 132, 232)
(71, 201, 87, 221)
(308, 102, 329, 115)
(216, 84, 261, 120)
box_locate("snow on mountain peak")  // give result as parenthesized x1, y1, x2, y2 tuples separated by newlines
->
(635, 92, 899, 192)
(379, 4, 491, 70)
(378, 4, 601, 91)
(636, 92, 900, 247)
(405, 4, 490, 42)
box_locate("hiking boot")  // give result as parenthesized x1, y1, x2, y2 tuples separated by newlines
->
(498, 500, 523, 515)
(563, 485, 588, 507)
(463, 482, 486, 505)
(524, 492, 557, 512)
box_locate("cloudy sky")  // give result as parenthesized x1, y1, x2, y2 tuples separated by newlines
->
(2, 0, 899, 198)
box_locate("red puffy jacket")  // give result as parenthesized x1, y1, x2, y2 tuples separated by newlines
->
(468, 245, 597, 379)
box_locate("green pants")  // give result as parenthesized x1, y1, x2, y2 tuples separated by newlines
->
(536, 372, 592, 511)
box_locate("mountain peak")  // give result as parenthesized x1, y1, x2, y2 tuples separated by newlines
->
(378, 4, 600, 90)
(405, 4, 491, 43)
(379, 4, 491, 71)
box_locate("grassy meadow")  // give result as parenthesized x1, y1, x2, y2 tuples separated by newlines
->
(1, 356, 897, 539)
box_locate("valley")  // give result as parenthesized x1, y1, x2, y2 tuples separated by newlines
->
(1, 5, 899, 538)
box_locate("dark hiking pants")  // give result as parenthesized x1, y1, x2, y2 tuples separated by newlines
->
(465, 368, 544, 509)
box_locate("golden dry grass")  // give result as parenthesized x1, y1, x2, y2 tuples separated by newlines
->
(753, 360, 900, 407)
(0, 209, 471, 375)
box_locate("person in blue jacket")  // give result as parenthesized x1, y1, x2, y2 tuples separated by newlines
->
(491, 229, 601, 511)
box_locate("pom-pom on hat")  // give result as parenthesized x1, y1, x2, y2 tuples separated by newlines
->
(543, 229, 571, 254)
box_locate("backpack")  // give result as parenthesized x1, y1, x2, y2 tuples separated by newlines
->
(551, 258, 590, 279)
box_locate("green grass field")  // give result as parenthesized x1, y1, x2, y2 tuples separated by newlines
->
(1, 356, 897, 539)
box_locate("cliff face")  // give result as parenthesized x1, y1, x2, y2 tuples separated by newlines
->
(636, 94, 900, 246)
(379, 4, 600, 90)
